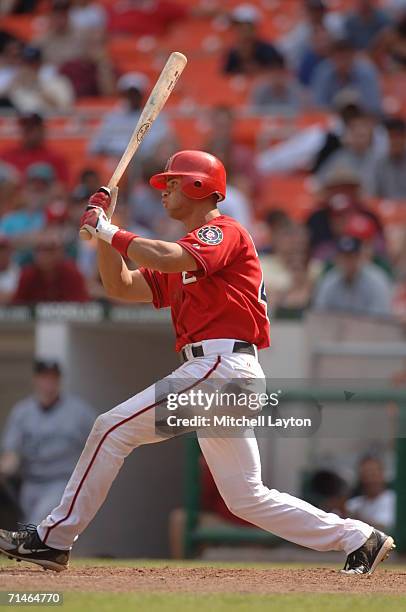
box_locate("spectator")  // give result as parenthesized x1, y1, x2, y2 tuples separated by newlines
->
(373, 13, 406, 72)
(13, 230, 90, 303)
(311, 39, 382, 115)
(35, 0, 87, 67)
(223, 3, 283, 75)
(343, 0, 392, 51)
(0, 0, 39, 13)
(279, 0, 342, 69)
(23, 162, 62, 210)
(0, 35, 23, 108)
(1, 112, 69, 185)
(260, 220, 321, 313)
(306, 167, 384, 261)
(297, 24, 333, 88)
(313, 235, 392, 316)
(0, 235, 19, 304)
(346, 456, 395, 533)
(370, 117, 406, 199)
(6, 45, 74, 114)
(316, 111, 377, 194)
(69, 0, 107, 33)
(0, 359, 95, 525)
(128, 161, 180, 240)
(0, 182, 44, 253)
(0, 162, 20, 219)
(203, 106, 259, 197)
(58, 33, 115, 98)
(251, 55, 307, 115)
(89, 72, 173, 162)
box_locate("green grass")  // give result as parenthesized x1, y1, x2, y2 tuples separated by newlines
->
(61, 593, 406, 612)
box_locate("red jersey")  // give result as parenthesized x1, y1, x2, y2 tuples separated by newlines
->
(141, 215, 270, 352)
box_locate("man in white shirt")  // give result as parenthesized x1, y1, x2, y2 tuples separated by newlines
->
(346, 456, 395, 533)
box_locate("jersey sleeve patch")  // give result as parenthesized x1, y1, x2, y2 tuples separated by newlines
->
(196, 225, 223, 245)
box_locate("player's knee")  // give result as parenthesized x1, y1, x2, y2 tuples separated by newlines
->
(223, 484, 270, 520)
(91, 412, 111, 436)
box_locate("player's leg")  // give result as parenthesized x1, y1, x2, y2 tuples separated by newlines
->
(198, 432, 394, 573)
(36, 383, 169, 551)
(0, 356, 221, 570)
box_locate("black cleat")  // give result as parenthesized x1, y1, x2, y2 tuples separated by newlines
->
(0, 524, 69, 572)
(341, 528, 396, 575)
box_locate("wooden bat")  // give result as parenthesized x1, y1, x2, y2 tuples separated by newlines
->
(79, 51, 187, 240)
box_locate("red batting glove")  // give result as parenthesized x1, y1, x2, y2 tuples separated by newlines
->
(88, 190, 111, 214)
(80, 207, 102, 233)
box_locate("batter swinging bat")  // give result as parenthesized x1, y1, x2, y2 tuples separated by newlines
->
(79, 51, 188, 240)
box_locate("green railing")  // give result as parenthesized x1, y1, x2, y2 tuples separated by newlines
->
(183, 387, 406, 556)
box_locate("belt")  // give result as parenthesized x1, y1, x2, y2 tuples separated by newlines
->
(181, 341, 256, 363)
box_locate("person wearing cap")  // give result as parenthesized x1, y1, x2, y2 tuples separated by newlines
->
(1, 112, 69, 185)
(370, 117, 406, 199)
(0, 359, 95, 524)
(311, 38, 382, 115)
(223, 3, 284, 75)
(306, 166, 385, 261)
(278, 0, 342, 70)
(313, 233, 392, 316)
(315, 110, 378, 194)
(12, 229, 90, 304)
(0, 234, 19, 304)
(251, 54, 307, 115)
(34, 0, 87, 67)
(88, 71, 174, 162)
(6, 44, 74, 114)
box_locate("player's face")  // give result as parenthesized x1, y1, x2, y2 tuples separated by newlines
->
(161, 178, 190, 220)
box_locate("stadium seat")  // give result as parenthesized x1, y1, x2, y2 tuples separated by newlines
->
(258, 173, 315, 220)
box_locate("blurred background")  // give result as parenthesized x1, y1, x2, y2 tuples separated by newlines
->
(1, 0, 406, 562)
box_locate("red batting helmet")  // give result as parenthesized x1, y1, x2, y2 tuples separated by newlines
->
(149, 150, 226, 202)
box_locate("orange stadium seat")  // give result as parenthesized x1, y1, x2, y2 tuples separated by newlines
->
(258, 173, 315, 220)
(1, 16, 38, 41)
(169, 116, 207, 150)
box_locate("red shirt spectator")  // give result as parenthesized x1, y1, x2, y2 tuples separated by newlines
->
(13, 233, 89, 304)
(1, 113, 69, 185)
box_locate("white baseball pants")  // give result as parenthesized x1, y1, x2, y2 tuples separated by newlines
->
(37, 340, 373, 553)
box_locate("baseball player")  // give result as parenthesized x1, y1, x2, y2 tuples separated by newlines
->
(0, 151, 395, 574)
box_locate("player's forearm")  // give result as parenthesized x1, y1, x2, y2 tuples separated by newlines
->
(97, 240, 134, 298)
(81, 206, 197, 273)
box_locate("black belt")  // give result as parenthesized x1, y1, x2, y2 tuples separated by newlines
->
(181, 341, 256, 363)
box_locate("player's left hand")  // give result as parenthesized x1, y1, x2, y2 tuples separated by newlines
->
(80, 206, 119, 243)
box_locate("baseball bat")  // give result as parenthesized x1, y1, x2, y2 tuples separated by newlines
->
(79, 51, 188, 241)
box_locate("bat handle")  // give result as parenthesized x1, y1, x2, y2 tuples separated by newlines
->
(79, 186, 112, 242)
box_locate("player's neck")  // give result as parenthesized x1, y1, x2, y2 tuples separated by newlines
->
(182, 206, 221, 232)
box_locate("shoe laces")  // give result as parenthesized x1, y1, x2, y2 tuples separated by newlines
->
(13, 523, 41, 546)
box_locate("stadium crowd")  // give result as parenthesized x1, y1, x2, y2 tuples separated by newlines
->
(0, 0, 406, 322)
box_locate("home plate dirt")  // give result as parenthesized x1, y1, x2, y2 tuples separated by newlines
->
(1, 566, 406, 594)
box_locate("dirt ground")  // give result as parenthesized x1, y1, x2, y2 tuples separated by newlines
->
(1, 565, 406, 595)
